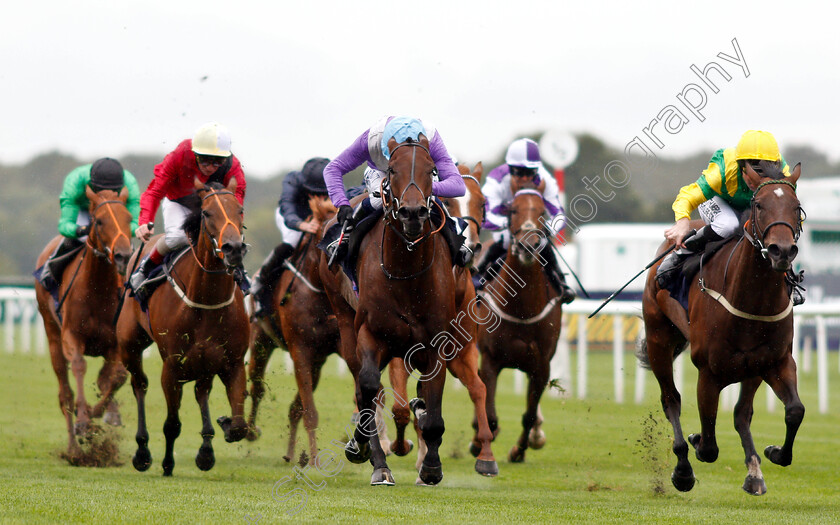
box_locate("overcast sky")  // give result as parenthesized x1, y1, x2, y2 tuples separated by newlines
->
(3, 0, 837, 179)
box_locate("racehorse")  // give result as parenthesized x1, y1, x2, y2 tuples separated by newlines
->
(117, 178, 250, 476)
(35, 187, 133, 458)
(475, 189, 563, 463)
(320, 137, 497, 485)
(640, 162, 804, 495)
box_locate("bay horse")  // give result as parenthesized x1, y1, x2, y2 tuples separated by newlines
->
(35, 186, 133, 458)
(320, 138, 497, 486)
(640, 162, 804, 495)
(475, 189, 563, 463)
(117, 178, 250, 476)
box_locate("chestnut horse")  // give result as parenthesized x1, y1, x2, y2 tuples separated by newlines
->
(640, 162, 804, 495)
(118, 178, 250, 476)
(475, 189, 563, 463)
(320, 138, 496, 486)
(35, 187, 133, 458)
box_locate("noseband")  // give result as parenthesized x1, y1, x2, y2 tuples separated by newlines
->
(87, 199, 131, 264)
(744, 179, 803, 259)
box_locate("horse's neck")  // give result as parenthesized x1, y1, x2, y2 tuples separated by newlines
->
(184, 235, 235, 303)
(721, 241, 788, 311)
(300, 234, 322, 283)
(381, 224, 438, 277)
(494, 251, 551, 317)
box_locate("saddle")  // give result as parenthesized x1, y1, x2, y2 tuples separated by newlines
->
(131, 248, 189, 311)
(663, 236, 735, 311)
(318, 208, 383, 289)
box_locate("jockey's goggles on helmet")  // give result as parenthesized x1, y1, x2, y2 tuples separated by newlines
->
(195, 154, 226, 167)
(509, 166, 538, 179)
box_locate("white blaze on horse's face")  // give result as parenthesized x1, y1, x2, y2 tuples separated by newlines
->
(774, 188, 784, 198)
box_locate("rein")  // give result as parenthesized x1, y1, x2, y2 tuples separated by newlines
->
(477, 291, 561, 325)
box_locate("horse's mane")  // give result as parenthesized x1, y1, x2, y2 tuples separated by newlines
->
(183, 182, 228, 245)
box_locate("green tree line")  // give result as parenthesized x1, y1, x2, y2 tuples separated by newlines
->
(2, 134, 837, 280)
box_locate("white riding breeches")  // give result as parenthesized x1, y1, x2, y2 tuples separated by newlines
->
(698, 196, 740, 238)
(275, 208, 303, 248)
(161, 198, 191, 251)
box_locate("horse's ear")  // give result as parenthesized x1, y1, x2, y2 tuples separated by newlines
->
(457, 164, 469, 175)
(118, 185, 129, 203)
(85, 184, 98, 203)
(418, 133, 430, 149)
(536, 177, 546, 193)
(743, 162, 762, 191)
(387, 137, 399, 154)
(473, 161, 484, 181)
(788, 162, 801, 185)
(226, 176, 237, 193)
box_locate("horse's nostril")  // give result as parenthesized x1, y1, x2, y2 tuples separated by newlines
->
(767, 245, 782, 259)
(789, 245, 799, 259)
(397, 208, 411, 219)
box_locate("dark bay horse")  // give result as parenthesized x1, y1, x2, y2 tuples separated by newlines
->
(35, 187, 133, 458)
(321, 137, 496, 486)
(117, 178, 250, 476)
(246, 195, 350, 462)
(475, 189, 563, 463)
(640, 162, 804, 495)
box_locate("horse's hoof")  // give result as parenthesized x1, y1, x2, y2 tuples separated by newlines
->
(391, 439, 414, 457)
(216, 416, 247, 443)
(103, 411, 122, 427)
(688, 434, 717, 463)
(132, 449, 152, 472)
(419, 463, 443, 486)
(245, 425, 261, 442)
(282, 455, 292, 463)
(370, 467, 395, 486)
(742, 475, 767, 496)
(475, 459, 499, 477)
(345, 439, 371, 464)
(469, 441, 481, 458)
(74, 421, 90, 441)
(671, 470, 696, 492)
(528, 429, 546, 450)
(764, 445, 792, 467)
(195, 446, 215, 471)
(415, 476, 432, 486)
(508, 445, 525, 463)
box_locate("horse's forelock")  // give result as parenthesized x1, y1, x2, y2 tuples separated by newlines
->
(756, 160, 785, 180)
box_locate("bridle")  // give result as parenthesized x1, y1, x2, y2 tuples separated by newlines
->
(190, 189, 245, 273)
(87, 199, 131, 264)
(381, 141, 445, 252)
(743, 179, 804, 259)
(508, 189, 548, 253)
(458, 174, 485, 234)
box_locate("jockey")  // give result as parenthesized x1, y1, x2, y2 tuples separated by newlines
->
(251, 157, 331, 319)
(129, 122, 250, 293)
(473, 138, 575, 304)
(322, 116, 474, 267)
(38, 158, 141, 292)
(656, 130, 803, 304)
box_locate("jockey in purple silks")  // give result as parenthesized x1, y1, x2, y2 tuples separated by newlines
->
(472, 137, 575, 304)
(322, 116, 474, 267)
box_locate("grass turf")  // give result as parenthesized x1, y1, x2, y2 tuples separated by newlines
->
(1, 345, 839, 524)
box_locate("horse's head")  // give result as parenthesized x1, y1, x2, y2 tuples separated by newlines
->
(84, 185, 133, 274)
(509, 189, 548, 266)
(193, 177, 247, 269)
(743, 161, 803, 271)
(384, 135, 436, 240)
(444, 162, 485, 259)
(308, 194, 337, 224)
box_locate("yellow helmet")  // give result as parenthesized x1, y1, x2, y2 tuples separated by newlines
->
(192, 122, 232, 157)
(735, 130, 780, 162)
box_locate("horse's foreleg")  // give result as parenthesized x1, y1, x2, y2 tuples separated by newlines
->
(448, 345, 498, 476)
(733, 377, 766, 495)
(284, 393, 303, 463)
(291, 347, 326, 466)
(160, 361, 184, 477)
(48, 333, 79, 457)
(417, 358, 447, 486)
(246, 332, 276, 441)
(690, 369, 722, 464)
(476, 352, 501, 446)
(91, 354, 128, 425)
(529, 405, 546, 450)
(64, 336, 91, 441)
(118, 313, 153, 471)
(352, 327, 393, 485)
(387, 360, 413, 457)
(763, 354, 805, 468)
(647, 335, 694, 492)
(194, 377, 216, 471)
(510, 367, 549, 464)
(218, 360, 249, 443)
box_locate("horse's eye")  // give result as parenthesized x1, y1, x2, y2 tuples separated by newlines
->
(202, 210, 210, 217)
(96, 219, 103, 226)
(755, 202, 762, 210)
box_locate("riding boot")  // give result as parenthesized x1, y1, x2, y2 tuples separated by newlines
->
(541, 245, 576, 304)
(472, 239, 507, 290)
(251, 243, 295, 318)
(128, 255, 160, 293)
(440, 218, 473, 268)
(656, 226, 723, 289)
(329, 198, 374, 263)
(39, 236, 84, 293)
